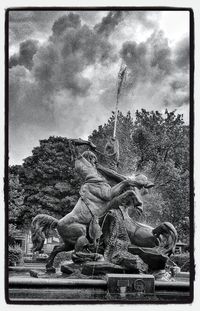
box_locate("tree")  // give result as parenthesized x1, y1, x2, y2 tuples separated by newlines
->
(8, 165, 25, 227)
(17, 136, 85, 227)
(131, 109, 190, 241)
(8, 165, 25, 259)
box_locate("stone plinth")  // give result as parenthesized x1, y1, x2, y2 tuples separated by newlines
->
(107, 273, 155, 298)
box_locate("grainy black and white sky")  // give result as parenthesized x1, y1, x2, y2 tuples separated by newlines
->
(9, 10, 190, 164)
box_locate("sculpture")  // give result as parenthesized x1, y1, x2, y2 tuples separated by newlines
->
(98, 166, 177, 272)
(101, 206, 177, 271)
(31, 139, 153, 271)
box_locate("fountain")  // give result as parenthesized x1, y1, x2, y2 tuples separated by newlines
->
(8, 139, 190, 302)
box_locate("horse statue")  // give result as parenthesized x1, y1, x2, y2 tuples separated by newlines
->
(101, 203, 177, 271)
(96, 164, 178, 271)
(31, 139, 154, 271)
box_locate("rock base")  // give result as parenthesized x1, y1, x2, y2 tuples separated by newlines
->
(29, 269, 57, 278)
(61, 259, 147, 277)
(61, 262, 81, 275)
(81, 261, 126, 276)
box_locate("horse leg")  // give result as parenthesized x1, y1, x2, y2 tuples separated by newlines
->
(108, 190, 142, 210)
(59, 222, 87, 245)
(46, 243, 73, 272)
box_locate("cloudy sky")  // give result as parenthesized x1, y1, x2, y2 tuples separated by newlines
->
(8, 10, 190, 165)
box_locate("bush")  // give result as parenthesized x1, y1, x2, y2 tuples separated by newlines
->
(8, 244, 24, 266)
(170, 253, 190, 272)
(8, 224, 22, 246)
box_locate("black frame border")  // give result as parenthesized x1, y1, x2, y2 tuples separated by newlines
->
(4, 6, 195, 305)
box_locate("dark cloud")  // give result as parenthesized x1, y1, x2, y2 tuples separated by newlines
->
(170, 79, 187, 91)
(9, 11, 117, 165)
(148, 31, 172, 76)
(119, 30, 189, 110)
(174, 37, 189, 70)
(51, 13, 81, 36)
(32, 43, 59, 94)
(9, 39, 39, 70)
(10, 13, 115, 97)
(9, 11, 63, 44)
(9, 11, 106, 49)
(120, 41, 147, 65)
(60, 24, 114, 65)
(9, 11, 59, 23)
(94, 11, 123, 36)
(120, 41, 148, 86)
(120, 31, 174, 86)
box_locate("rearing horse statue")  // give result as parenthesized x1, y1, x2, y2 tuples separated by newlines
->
(31, 139, 153, 271)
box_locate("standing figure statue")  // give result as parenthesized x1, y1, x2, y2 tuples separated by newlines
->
(31, 139, 152, 271)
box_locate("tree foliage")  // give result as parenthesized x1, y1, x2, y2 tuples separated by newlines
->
(131, 109, 190, 242)
(12, 137, 86, 228)
(9, 166, 25, 227)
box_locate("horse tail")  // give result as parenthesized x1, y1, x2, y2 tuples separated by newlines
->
(31, 214, 58, 252)
(153, 221, 178, 256)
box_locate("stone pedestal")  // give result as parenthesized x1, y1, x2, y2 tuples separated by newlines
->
(107, 273, 155, 298)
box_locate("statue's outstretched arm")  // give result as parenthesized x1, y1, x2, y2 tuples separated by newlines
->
(97, 163, 154, 189)
(69, 138, 96, 150)
(96, 163, 126, 183)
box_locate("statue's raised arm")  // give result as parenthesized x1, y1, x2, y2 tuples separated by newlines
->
(68, 138, 96, 161)
(96, 163, 154, 189)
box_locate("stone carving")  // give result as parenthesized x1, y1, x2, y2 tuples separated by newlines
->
(101, 207, 177, 271)
(31, 139, 153, 272)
